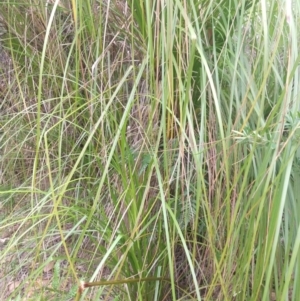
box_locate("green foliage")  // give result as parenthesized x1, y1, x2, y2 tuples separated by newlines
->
(1, 0, 300, 300)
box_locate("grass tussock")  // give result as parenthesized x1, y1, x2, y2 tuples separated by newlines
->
(0, 0, 300, 300)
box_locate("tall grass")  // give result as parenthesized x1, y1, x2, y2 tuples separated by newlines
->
(0, 0, 300, 300)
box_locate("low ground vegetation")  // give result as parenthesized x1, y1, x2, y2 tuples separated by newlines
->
(1, 0, 300, 300)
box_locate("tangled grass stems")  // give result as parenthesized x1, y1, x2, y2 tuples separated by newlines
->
(0, 0, 300, 300)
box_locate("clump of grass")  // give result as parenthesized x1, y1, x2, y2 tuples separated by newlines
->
(1, 0, 300, 300)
